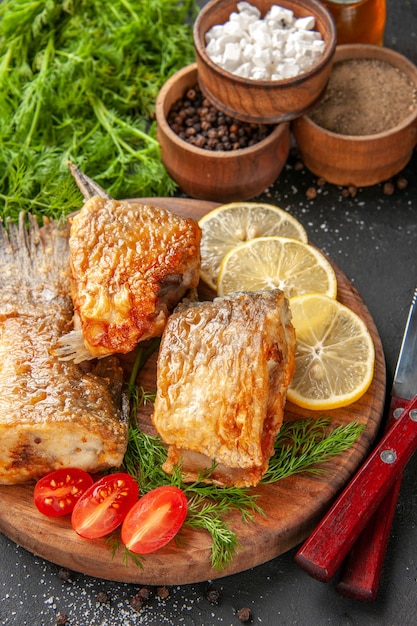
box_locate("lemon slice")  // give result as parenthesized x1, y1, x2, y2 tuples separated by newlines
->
(287, 294, 375, 410)
(217, 236, 337, 299)
(199, 202, 308, 290)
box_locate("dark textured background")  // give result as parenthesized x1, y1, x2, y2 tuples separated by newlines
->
(1, 1, 417, 624)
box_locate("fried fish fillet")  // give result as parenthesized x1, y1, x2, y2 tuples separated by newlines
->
(0, 214, 128, 485)
(55, 166, 201, 363)
(152, 290, 296, 488)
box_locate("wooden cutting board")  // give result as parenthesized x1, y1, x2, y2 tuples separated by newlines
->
(0, 198, 386, 585)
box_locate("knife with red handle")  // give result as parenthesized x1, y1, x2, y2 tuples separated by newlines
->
(335, 399, 405, 600)
(294, 288, 417, 586)
(335, 289, 417, 600)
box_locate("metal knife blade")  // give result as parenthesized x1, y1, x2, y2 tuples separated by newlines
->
(294, 288, 417, 584)
(336, 287, 417, 600)
(391, 287, 417, 402)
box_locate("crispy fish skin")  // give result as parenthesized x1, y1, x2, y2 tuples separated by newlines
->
(152, 290, 296, 488)
(0, 214, 128, 485)
(66, 196, 201, 360)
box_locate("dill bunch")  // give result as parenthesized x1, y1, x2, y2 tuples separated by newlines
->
(0, 0, 199, 221)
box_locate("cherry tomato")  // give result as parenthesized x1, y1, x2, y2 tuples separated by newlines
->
(71, 472, 138, 539)
(121, 486, 188, 554)
(33, 468, 94, 517)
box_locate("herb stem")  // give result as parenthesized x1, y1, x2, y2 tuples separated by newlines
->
(25, 33, 55, 148)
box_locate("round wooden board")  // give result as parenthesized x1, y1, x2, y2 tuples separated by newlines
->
(0, 198, 386, 586)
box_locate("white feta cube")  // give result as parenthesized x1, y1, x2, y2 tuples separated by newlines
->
(222, 42, 243, 71)
(223, 20, 243, 37)
(242, 42, 255, 61)
(312, 39, 326, 53)
(251, 28, 272, 47)
(234, 62, 252, 78)
(250, 66, 270, 80)
(284, 40, 297, 57)
(252, 47, 272, 68)
(295, 16, 316, 31)
(266, 5, 295, 26)
(280, 62, 300, 78)
(271, 30, 289, 49)
(237, 1, 261, 19)
(205, 24, 224, 44)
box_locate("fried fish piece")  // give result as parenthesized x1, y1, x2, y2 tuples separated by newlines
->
(55, 165, 201, 363)
(152, 290, 296, 488)
(0, 214, 128, 485)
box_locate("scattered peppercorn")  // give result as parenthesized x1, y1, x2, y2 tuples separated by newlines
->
(316, 177, 326, 187)
(96, 590, 111, 604)
(293, 159, 304, 171)
(167, 84, 273, 151)
(206, 587, 221, 604)
(237, 606, 252, 622)
(55, 613, 69, 625)
(138, 586, 151, 600)
(396, 176, 408, 190)
(57, 568, 73, 582)
(130, 594, 144, 612)
(383, 181, 395, 195)
(305, 186, 317, 199)
(156, 586, 170, 600)
(340, 185, 357, 198)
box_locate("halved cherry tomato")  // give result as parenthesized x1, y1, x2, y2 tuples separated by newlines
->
(71, 472, 138, 539)
(33, 468, 94, 517)
(121, 485, 188, 554)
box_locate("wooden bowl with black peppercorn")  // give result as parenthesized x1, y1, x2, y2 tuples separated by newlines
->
(193, 0, 337, 123)
(155, 63, 291, 202)
(292, 44, 417, 186)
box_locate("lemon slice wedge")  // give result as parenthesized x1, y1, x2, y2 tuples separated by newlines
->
(217, 236, 337, 299)
(199, 202, 308, 290)
(287, 294, 375, 410)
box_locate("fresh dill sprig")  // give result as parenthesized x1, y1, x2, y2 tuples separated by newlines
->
(123, 427, 167, 488)
(186, 498, 241, 571)
(106, 533, 144, 570)
(262, 417, 365, 484)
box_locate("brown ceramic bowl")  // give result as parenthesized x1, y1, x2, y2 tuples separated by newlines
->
(194, 0, 337, 123)
(292, 44, 417, 187)
(155, 63, 291, 202)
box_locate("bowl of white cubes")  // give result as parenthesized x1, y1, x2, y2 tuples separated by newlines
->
(194, 0, 337, 123)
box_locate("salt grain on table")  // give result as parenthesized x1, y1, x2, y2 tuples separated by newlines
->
(205, 1, 325, 81)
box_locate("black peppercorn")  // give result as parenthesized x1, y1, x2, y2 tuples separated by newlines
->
(166, 83, 273, 152)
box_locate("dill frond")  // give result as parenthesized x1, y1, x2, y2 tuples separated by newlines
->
(262, 417, 365, 484)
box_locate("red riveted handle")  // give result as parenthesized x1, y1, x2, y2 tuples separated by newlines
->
(336, 395, 409, 601)
(294, 395, 417, 583)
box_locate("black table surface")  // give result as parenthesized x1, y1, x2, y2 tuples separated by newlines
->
(1, 2, 417, 624)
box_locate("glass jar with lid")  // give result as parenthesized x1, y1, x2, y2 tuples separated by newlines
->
(320, 0, 386, 45)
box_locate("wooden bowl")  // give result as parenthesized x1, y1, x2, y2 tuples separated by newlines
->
(292, 44, 417, 187)
(155, 64, 291, 202)
(193, 0, 337, 123)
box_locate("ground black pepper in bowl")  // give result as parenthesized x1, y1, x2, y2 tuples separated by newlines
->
(167, 84, 274, 151)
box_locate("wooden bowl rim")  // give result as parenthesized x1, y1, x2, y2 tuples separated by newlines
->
(155, 63, 290, 159)
(300, 43, 417, 140)
(193, 0, 337, 88)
